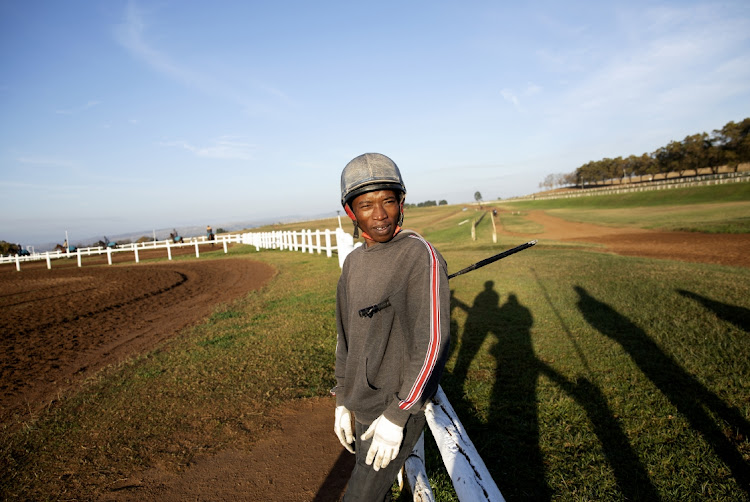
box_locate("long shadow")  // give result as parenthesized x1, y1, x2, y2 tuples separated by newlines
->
(447, 283, 659, 500)
(677, 289, 750, 332)
(312, 449, 355, 501)
(575, 285, 750, 496)
(448, 284, 549, 500)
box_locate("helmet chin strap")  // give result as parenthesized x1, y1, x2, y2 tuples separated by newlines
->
(345, 203, 403, 241)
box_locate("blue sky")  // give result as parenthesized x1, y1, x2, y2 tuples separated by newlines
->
(2, 1, 749, 247)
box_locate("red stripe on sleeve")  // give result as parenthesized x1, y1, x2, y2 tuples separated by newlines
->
(399, 235, 441, 410)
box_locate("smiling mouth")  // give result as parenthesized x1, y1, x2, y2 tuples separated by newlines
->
(372, 223, 391, 233)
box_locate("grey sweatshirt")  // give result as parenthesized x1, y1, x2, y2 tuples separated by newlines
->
(334, 230, 450, 427)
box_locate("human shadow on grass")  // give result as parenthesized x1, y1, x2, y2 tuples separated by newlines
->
(575, 286, 750, 497)
(446, 282, 658, 501)
(677, 289, 750, 332)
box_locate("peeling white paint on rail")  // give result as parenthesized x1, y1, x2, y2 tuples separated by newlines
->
(423, 386, 505, 502)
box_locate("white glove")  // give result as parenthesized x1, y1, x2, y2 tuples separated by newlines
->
(361, 415, 404, 471)
(334, 405, 355, 454)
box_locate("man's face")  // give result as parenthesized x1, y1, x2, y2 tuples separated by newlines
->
(351, 189, 401, 245)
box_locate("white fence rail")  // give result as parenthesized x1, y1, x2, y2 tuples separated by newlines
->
(241, 227, 359, 268)
(511, 170, 750, 202)
(404, 386, 505, 501)
(1, 233, 241, 271)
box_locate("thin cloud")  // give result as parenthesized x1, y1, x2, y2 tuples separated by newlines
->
(17, 156, 76, 168)
(55, 100, 101, 115)
(113, 1, 289, 110)
(526, 2, 750, 138)
(0, 180, 90, 191)
(114, 2, 204, 88)
(501, 83, 540, 111)
(160, 137, 256, 160)
(501, 89, 521, 109)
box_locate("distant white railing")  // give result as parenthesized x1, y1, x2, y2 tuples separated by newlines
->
(510, 170, 750, 202)
(240, 227, 360, 268)
(1, 233, 240, 271)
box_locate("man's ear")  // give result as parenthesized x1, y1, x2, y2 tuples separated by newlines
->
(344, 204, 356, 221)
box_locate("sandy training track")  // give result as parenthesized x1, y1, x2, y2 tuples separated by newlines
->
(1, 256, 275, 424)
(2, 215, 748, 500)
(515, 210, 750, 268)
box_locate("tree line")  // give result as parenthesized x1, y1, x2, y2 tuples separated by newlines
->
(405, 200, 448, 208)
(540, 117, 750, 190)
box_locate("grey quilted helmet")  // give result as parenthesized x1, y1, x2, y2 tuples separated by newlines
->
(340, 153, 407, 208)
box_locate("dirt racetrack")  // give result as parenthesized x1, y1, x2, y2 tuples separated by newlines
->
(2, 214, 749, 501)
(0, 256, 275, 424)
(516, 210, 750, 268)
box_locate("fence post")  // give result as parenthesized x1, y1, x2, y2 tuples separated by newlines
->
(107, 247, 112, 265)
(15, 254, 20, 271)
(401, 432, 435, 501)
(307, 230, 314, 254)
(194, 240, 200, 258)
(223, 239, 228, 254)
(325, 229, 332, 258)
(166, 239, 172, 260)
(490, 211, 497, 243)
(134, 246, 140, 263)
(315, 230, 322, 254)
(46, 252, 51, 270)
(77, 248, 82, 267)
(425, 386, 505, 501)
(336, 227, 356, 268)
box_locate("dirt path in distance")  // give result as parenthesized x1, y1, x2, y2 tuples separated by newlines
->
(509, 210, 750, 268)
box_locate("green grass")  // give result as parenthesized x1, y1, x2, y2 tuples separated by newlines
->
(500, 183, 750, 233)
(506, 182, 750, 210)
(539, 202, 750, 233)
(2, 184, 750, 501)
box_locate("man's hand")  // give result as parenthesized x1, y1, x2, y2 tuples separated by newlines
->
(361, 415, 404, 471)
(334, 405, 355, 454)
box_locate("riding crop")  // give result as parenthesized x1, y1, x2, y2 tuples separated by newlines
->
(447, 239, 537, 279)
(358, 240, 537, 318)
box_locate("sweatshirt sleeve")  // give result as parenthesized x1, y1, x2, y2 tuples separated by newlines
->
(383, 236, 450, 426)
(333, 270, 348, 405)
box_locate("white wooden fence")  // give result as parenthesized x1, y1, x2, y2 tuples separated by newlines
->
(1, 233, 240, 271)
(240, 227, 359, 269)
(512, 170, 750, 202)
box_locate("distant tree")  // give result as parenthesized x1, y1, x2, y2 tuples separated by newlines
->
(438, 200, 448, 205)
(136, 236, 151, 243)
(0, 240, 21, 256)
(539, 174, 555, 190)
(474, 191, 482, 203)
(546, 117, 749, 189)
(714, 118, 750, 171)
(216, 227, 227, 234)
